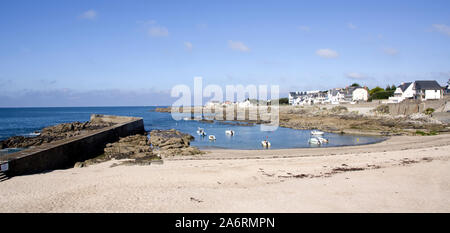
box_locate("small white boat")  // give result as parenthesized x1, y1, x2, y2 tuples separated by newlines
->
(183, 117, 190, 121)
(308, 137, 321, 144)
(261, 140, 271, 148)
(197, 128, 206, 136)
(209, 135, 216, 140)
(316, 136, 329, 143)
(310, 130, 324, 136)
(309, 136, 329, 145)
(225, 130, 235, 136)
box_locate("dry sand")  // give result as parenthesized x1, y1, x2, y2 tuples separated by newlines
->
(0, 134, 449, 213)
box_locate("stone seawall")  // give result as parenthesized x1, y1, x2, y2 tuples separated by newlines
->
(0, 115, 145, 177)
(388, 97, 449, 115)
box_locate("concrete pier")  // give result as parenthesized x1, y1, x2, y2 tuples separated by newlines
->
(0, 114, 145, 177)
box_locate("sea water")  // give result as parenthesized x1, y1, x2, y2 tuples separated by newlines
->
(0, 106, 385, 150)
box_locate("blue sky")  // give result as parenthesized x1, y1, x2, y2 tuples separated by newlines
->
(1, 0, 449, 107)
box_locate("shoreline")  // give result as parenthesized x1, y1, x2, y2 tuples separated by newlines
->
(1, 133, 449, 212)
(195, 135, 388, 152)
(170, 133, 450, 160)
(155, 105, 450, 137)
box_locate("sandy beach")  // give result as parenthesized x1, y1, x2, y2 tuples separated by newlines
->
(1, 134, 449, 213)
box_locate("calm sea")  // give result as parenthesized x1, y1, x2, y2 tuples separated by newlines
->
(0, 106, 384, 150)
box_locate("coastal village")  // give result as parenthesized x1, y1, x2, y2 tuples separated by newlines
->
(201, 79, 449, 108)
(288, 79, 448, 106)
(179, 79, 450, 140)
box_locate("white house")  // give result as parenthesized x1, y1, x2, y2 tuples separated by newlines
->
(289, 92, 303, 105)
(328, 88, 346, 104)
(289, 91, 327, 105)
(444, 79, 450, 95)
(237, 99, 253, 108)
(414, 80, 443, 100)
(205, 101, 221, 107)
(352, 88, 369, 101)
(388, 82, 413, 103)
(389, 80, 443, 103)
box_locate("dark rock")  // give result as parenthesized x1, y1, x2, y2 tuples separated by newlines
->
(149, 129, 203, 157)
(1, 120, 115, 149)
(104, 134, 153, 160)
(150, 129, 194, 149)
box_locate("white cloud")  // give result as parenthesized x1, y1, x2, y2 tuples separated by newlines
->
(228, 40, 250, 52)
(184, 41, 193, 50)
(138, 20, 169, 37)
(79, 10, 97, 20)
(432, 24, 450, 37)
(148, 26, 169, 37)
(346, 72, 369, 80)
(316, 49, 339, 59)
(348, 23, 357, 29)
(298, 25, 310, 31)
(383, 47, 399, 56)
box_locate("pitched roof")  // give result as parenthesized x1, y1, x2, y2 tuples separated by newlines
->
(398, 82, 412, 92)
(414, 80, 443, 90)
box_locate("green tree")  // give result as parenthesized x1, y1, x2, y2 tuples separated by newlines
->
(351, 83, 361, 87)
(369, 86, 384, 96)
(278, 98, 289, 105)
(270, 98, 289, 105)
(369, 86, 395, 101)
(391, 84, 396, 90)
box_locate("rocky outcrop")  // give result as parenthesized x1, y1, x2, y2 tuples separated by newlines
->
(150, 129, 194, 149)
(0, 121, 115, 149)
(75, 134, 157, 167)
(150, 129, 203, 157)
(74, 130, 202, 168)
(42, 121, 114, 134)
(155, 107, 172, 113)
(104, 134, 153, 160)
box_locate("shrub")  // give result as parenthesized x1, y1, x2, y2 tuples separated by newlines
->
(415, 130, 438, 136)
(369, 86, 384, 96)
(271, 98, 289, 105)
(424, 108, 435, 115)
(331, 106, 348, 113)
(415, 130, 427, 136)
(373, 105, 389, 114)
(369, 91, 395, 101)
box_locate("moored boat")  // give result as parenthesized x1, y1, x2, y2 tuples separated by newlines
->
(308, 137, 321, 144)
(261, 136, 271, 148)
(310, 130, 324, 135)
(197, 128, 206, 136)
(316, 136, 329, 143)
(261, 140, 271, 148)
(225, 130, 235, 136)
(308, 136, 329, 145)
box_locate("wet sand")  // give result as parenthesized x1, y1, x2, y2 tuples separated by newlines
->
(0, 134, 449, 212)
